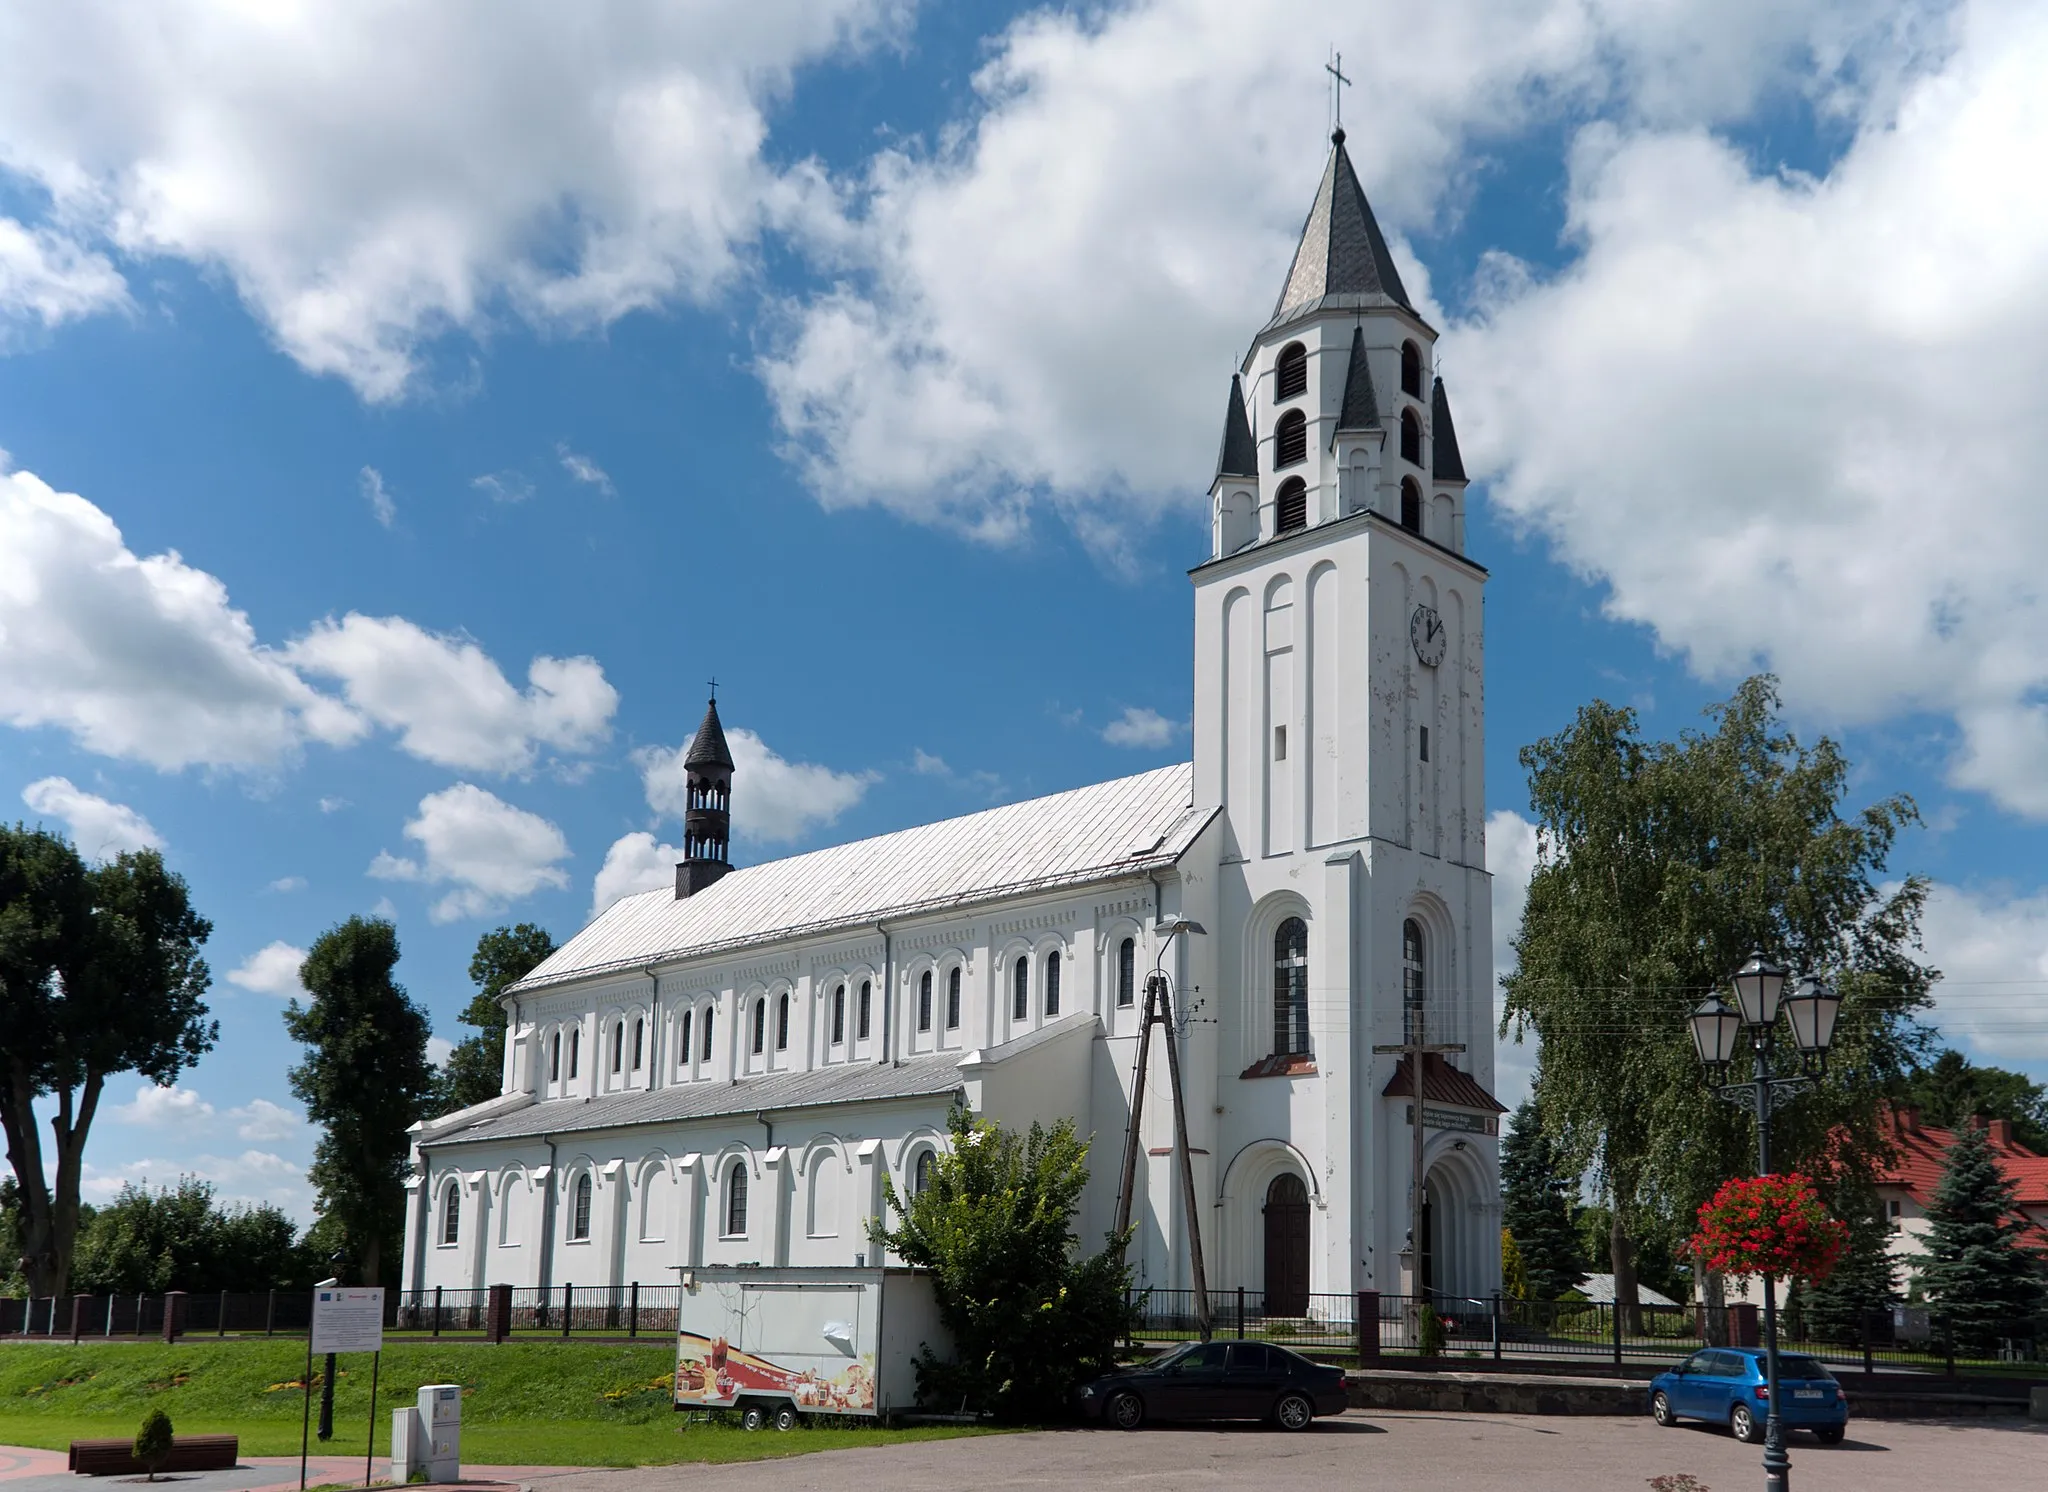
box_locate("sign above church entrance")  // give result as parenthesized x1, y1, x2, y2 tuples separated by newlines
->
(1403, 1104, 1498, 1137)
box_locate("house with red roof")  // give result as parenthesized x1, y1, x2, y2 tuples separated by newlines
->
(1874, 1105, 2048, 1275)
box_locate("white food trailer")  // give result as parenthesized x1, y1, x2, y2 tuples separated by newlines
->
(672, 1266, 951, 1429)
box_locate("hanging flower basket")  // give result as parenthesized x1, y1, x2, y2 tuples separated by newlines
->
(1691, 1173, 1849, 1282)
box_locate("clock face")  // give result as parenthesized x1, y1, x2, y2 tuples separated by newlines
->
(1410, 605, 1447, 668)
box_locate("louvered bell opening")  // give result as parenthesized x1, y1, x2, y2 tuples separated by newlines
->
(1275, 342, 1308, 401)
(1275, 409, 1308, 468)
(1276, 478, 1308, 534)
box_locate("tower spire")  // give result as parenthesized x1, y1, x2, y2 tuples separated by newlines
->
(674, 695, 734, 899)
(1267, 131, 1412, 330)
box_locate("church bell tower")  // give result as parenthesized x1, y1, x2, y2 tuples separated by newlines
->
(674, 695, 735, 899)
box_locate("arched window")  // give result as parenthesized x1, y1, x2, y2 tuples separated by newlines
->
(1403, 919, 1426, 1043)
(700, 1006, 714, 1061)
(611, 1020, 623, 1074)
(1401, 340, 1422, 398)
(1013, 956, 1029, 1021)
(441, 1184, 460, 1246)
(1276, 477, 1307, 534)
(946, 966, 961, 1030)
(858, 980, 872, 1040)
(831, 984, 846, 1045)
(567, 1027, 579, 1079)
(1045, 951, 1061, 1017)
(549, 1031, 561, 1082)
(1275, 408, 1308, 469)
(751, 996, 766, 1055)
(570, 1173, 592, 1241)
(678, 1010, 693, 1072)
(1273, 917, 1309, 1056)
(1275, 341, 1308, 401)
(632, 1017, 645, 1071)
(1400, 407, 1421, 465)
(725, 1161, 748, 1236)
(776, 992, 790, 1050)
(1400, 478, 1422, 533)
(1117, 938, 1136, 1008)
(913, 1150, 935, 1196)
(917, 970, 933, 1032)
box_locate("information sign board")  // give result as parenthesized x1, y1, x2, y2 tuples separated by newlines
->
(311, 1287, 385, 1354)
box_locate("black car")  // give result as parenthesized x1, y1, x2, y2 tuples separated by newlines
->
(1075, 1340, 1349, 1430)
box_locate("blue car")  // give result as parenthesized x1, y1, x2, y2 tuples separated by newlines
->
(1650, 1347, 1848, 1444)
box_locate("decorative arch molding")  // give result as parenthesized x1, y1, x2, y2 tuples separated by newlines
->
(889, 1125, 949, 1175)
(1240, 890, 1314, 1066)
(1216, 1138, 1320, 1298)
(797, 1134, 851, 1177)
(1399, 888, 1460, 1049)
(1218, 1137, 1322, 1205)
(706, 1139, 761, 1182)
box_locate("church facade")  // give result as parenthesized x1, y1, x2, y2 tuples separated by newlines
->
(400, 131, 1503, 1314)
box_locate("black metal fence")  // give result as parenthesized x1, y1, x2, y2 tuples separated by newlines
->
(1124, 1288, 2035, 1375)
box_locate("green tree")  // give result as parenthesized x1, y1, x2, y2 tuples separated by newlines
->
(1799, 1183, 1897, 1345)
(0, 828, 216, 1298)
(70, 1176, 306, 1294)
(1501, 1098, 1583, 1300)
(284, 917, 436, 1289)
(133, 1408, 174, 1482)
(1918, 1120, 2047, 1355)
(1902, 1050, 2048, 1154)
(871, 1104, 1136, 1420)
(1501, 678, 1934, 1326)
(437, 923, 556, 1115)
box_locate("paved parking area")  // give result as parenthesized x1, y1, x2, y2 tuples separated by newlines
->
(538, 1411, 2047, 1492)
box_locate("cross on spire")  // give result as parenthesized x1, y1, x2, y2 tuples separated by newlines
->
(706, 676, 717, 700)
(1326, 49, 1351, 135)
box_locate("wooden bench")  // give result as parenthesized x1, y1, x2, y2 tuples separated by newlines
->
(68, 1435, 239, 1476)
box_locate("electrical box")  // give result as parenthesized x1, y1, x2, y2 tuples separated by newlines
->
(417, 1383, 461, 1482)
(390, 1408, 423, 1482)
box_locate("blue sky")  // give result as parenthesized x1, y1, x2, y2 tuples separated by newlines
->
(3, 0, 2046, 1218)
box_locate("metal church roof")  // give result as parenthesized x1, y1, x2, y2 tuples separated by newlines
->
(1431, 377, 1467, 482)
(509, 763, 1209, 994)
(1268, 129, 1414, 330)
(684, 697, 735, 769)
(1215, 374, 1258, 480)
(1335, 325, 1381, 435)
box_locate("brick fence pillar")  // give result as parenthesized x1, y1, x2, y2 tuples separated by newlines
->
(486, 1283, 512, 1345)
(1728, 1303, 1759, 1347)
(1356, 1290, 1380, 1364)
(161, 1291, 187, 1343)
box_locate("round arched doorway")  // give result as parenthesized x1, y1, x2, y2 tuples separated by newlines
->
(1262, 1173, 1310, 1316)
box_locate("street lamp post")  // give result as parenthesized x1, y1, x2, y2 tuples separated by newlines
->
(1687, 954, 1843, 1492)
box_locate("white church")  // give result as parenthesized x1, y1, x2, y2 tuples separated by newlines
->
(401, 129, 1503, 1315)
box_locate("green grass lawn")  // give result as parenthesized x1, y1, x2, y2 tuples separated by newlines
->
(0, 1341, 992, 1466)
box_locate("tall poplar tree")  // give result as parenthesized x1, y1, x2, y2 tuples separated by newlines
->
(436, 923, 555, 1115)
(0, 828, 215, 1297)
(1919, 1121, 2047, 1355)
(1501, 677, 1934, 1325)
(285, 917, 435, 1288)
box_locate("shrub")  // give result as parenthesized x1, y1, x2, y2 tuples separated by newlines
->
(871, 1103, 1136, 1421)
(134, 1408, 174, 1482)
(1418, 1307, 1448, 1357)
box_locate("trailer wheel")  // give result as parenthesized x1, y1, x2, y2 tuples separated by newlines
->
(740, 1405, 767, 1432)
(773, 1406, 799, 1432)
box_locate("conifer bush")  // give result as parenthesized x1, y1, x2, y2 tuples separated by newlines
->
(133, 1408, 174, 1482)
(1919, 1121, 2048, 1356)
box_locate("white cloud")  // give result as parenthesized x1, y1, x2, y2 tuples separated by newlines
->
(0, 466, 364, 769)
(370, 782, 571, 923)
(0, 216, 128, 339)
(911, 748, 949, 776)
(112, 1083, 214, 1126)
(228, 1098, 303, 1143)
(359, 466, 396, 528)
(1457, 0, 2048, 819)
(639, 726, 874, 844)
(318, 796, 348, 813)
(592, 831, 683, 916)
(1915, 880, 2048, 1063)
(1488, 808, 1541, 1111)
(82, 1150, 312, 1220)
(427, 1035, 456, 1067)
(760, 0, 1906, 541)
(287, 613, 616, 774)
(0, 0, 911, 398)
(266, 875, 307, 893)
(1102, 707, 1180, 749)
(20, 776, 162, 856)
(470, 472, 534, 504)
(226, 941, 309, 998)
(557, 444, 616, 496)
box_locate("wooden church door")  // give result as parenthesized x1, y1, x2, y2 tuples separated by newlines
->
(1263, 1173, 1310, 1316)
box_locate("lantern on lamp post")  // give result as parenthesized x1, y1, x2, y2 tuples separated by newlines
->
(1691, 953, 1843, 1492)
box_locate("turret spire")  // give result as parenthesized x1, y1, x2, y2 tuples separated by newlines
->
(675, 695, 734, 899)
(1215, 374, 1258, 481)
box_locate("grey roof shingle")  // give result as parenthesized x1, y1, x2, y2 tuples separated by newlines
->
(1215, 374, 1258, 480)
(1335, 326, 1381, 435)
(508, 764, 1208, 994)
(1269, 131, 1413, 329)
(1431, 376, 1467, 482)
(684, 698, 735, 769)
(430, 1054, 966, 1147)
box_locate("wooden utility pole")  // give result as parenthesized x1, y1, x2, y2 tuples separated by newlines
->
(1114, 968, 1213, 1337)
(1374, 999, 1463, 1313)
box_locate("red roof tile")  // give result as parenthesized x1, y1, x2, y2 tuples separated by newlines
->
(1381, 1052, 1506, 1113)
(1872, 1105, 2048, 1247)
